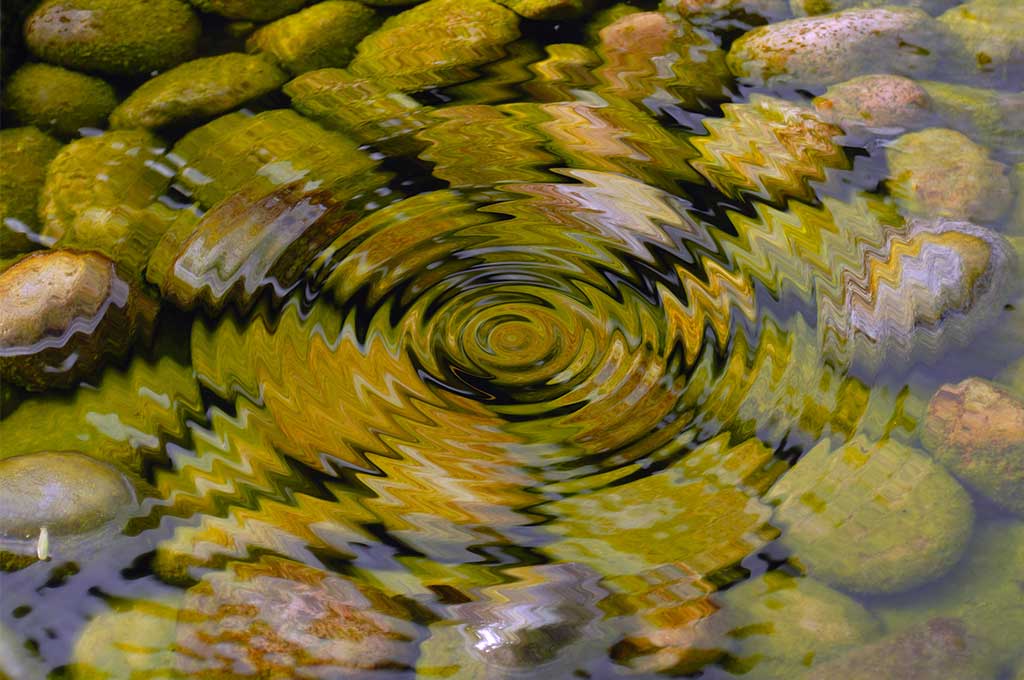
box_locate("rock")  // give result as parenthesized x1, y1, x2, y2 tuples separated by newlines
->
(2, 63, 117, 138)
(841, 218, 1018, 374)
(0, 127, 62, 256)
(803, 617, 999, 679)
(348, 0, 520, 92)
(921, 81, 1024, 162)
(188, 0, 306, 21)
(767, 436, 973, 594)
(1014, 162, 1024, 234)
(418, 564, 611, 679)
(109, 53, 286, 131)
(0, 451, 136, 566)
(660, 0, 792, 26)
(174, 557, 421, 677)
(596, 11, 732, 111)
(58, 203, 177, 278)
(726, 7, 945, 87)
(812, 74, 934, 135)
(496, 0, 589, 20)
(245, 1, 378, 75)
(167, 108, 380, 209)
(790, 0, 955, 17)
(0, 250, 152, 391)
(717, 572, 883, 678)
(72, 598, 180, 679)
(886, 128, 1013, 224)
(25, 0, 200, 77)
(921, 378, 1024, 515)
(38, 129, 171, 243)
(875, 519, 1024, 668)
(938, 0, 1024, 87)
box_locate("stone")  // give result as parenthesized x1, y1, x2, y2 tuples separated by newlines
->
(921, 81, 1024, 162)
(812, 74, 934, 135)
(188, 0, 305, 21)
(2, 63, 117, 138)
(938, 0, 1024, 87)
(0, 127, 62, 256)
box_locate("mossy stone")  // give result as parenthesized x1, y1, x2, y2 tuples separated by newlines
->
(38, 129, 171, 243)
(938, 0, 1024, 87)
(3, 63, 117, 138)
(886, 128, 1013, 224)
(496, 0, 590, 20)
(246, 2, 378, 75)
(348, 0, 521, 92)
(717, 572, 883, 678)
(25, 0, 200, 77)
(0, 250, 152, 391)
(767, 436, 973, 594)
(72, 598, 181, 680)
(0, 127, 62, 256)
(110, 53, 286, 130)
(921, 81, 1024, 162)
(188, 0, 306, 21)
(921, 378, 1024, 515)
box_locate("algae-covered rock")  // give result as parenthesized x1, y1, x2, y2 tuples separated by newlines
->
(812, 74, 934, 135)
(58, 203, 177, 278)
(0, 451, 137, 567)
(886, 128, 1012, 224)
(110, 53, 287, 130)
(38, 129, 171, 243)
(0, 250, 153, 391)
(0, 127, 62, 256)
(189, 0, 306, 21)
(418, 564, 611, 679)
(174, 557, 421, 677)
(596, 11, 732, 111)
(72, 598, 181, 680)
(789, 0, 955, 17)
(767, 436, 973, 594)
(726, 7, 944, 87)
(921, 378, 1024, 515)
(3, 63, 117, 138)
(717, 572, 882, 678)
(803, 617, 999, 680)
(921, 81, 1024, 161)
(25, 0, 200, 77)
(348, 0, 520, 92)
(496, 0, 589, 20)
(938, 0, 1024, 87)
(246, 1, 378, 75)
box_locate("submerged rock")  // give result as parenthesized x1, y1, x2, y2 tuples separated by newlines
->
(921, 378, 1024, 515)
(660, 0, 792, 26)
(497, 0, 589, 20)
(789, 0, 955, 17)
(72, 598, 181, 679)
(174, 557, 421, 677)
(938, 0, 1024, 87)
(38, 129, 171, 243)
(3, 63, 117, 138)
(803, 617, 999, 679)
(886, 128, 1012, 224)
(767, 436, 973, 594)
(188, 0, 306, 21)
(348, 0, 521, 92)
(0, 250, 152, 391)
(921, 81, 1024, 161)
(812, 74, 934, 135)
(0, 127, 62, 256)
(718, 572, 883, 678)
(726, 7, 944, 87)
(25, 0, 200, 77)
(246, 1, 378, 75)
(110, 53, 287, 130)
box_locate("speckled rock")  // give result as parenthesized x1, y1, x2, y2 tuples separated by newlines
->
(886, 128, 1012, 224)
(790, 0, 955, 17)
(660, 0, 792, 26)
(938, 0, 1024, 87)
(718, 572, 883, 678)
(174, 557, 421, 677)
(246, 2, 378, 75)
(188, 0, 306, 21)
(0, 250, 152, 391)
(921, 81, 1024, 161)
(348, 0, 521, 92)
(24, 0, 200, 77)
(0, 127, 62, 256)
(921, 378, 1024, 515)
(803, 617, 999, 679)
(110, 53, 286, 130)
(38, 129, 171, 243)
(767, 436, 973, 594)
(813, 74, 934, 135)
(3, 63, 117, 138)
(726, 7, 945, 87)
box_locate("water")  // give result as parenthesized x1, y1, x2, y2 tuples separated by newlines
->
(2, 1, 1023, 678)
